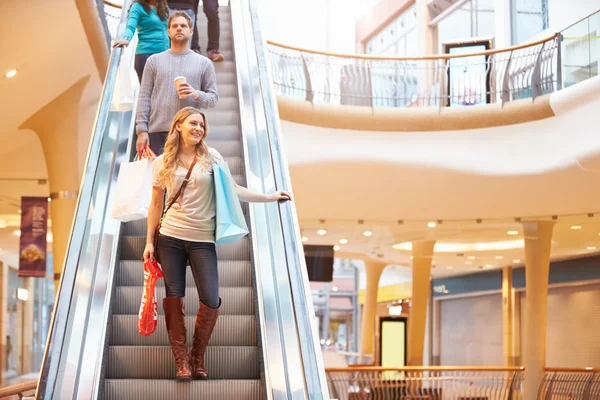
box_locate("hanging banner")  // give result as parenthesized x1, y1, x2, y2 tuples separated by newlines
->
(18, 197, 48, 277)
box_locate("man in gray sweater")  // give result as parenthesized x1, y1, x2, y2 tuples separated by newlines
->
(136, 11, 218, 154)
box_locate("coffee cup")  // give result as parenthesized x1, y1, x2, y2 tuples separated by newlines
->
(174, 76, 187, 99)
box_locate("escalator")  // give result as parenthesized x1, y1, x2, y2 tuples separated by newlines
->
(105, 9, 260, 398)
(35, 1, 328, 399)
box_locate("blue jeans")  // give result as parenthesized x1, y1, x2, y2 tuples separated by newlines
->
(157, 234, 219, 308)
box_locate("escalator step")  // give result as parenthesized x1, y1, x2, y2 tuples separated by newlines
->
(106, 346, 259, 379)
(117, 260, 252, 287)
(120, 236, 251, 261)
(213, 61, 236, 74)
(105, 379, 262, 400)
(114, 286, 254, 316)
(110, 315, 257, 346)
(206, 140, 243, 159)
(214, 70, 236, 85)
(203, 108, 240, 125)
(214, 83, 237, 98)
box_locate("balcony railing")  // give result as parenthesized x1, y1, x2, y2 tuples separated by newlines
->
(267, 35, 560, 110)
(538, 368, 600, 399)
(326, 366, 525, 400)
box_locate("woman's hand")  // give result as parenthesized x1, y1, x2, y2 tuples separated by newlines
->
(112, 39, 130, 48)
(143, 243, 155, 262)
(270, 190, 292, 202)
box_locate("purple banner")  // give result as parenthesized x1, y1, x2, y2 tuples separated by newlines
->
(18, 197, 48, 278)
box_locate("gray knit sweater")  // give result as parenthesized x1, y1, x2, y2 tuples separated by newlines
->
(136, 49, 218, 134)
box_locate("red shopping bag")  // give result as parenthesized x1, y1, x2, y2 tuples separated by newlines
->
(138, 259, 163, 336)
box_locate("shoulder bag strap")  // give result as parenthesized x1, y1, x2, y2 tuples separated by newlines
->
(161, 157, 197, 219)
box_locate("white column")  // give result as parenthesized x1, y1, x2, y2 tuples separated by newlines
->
(522, 221, 554, 399)
(359, 260, 387, 363)
(408, 240, 436, 366)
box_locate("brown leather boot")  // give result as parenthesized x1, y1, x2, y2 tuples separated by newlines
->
(190, 299, 221, 379)
(163, 297, 192, 381)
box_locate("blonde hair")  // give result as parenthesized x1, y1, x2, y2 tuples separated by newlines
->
(158, 107, 213, 193)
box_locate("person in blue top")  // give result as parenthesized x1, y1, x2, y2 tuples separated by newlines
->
(113, 0, 170, 82)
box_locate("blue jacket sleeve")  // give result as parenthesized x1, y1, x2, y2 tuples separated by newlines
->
(121, 4, 142, 41)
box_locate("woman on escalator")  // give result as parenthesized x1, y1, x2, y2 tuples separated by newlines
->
(143, 106, 291, 381)
(112, 0, 170, 82)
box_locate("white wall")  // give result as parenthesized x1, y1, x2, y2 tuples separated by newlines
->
(548, 0, 600, 31)
(257, 0, 357, 52)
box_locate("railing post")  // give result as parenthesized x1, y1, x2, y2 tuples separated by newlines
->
(582, 372, 596, 399)
(531, 44, 545, 101)
(300, 52, 314, 103)
(556, 34, 563, 90)
(501, 51, 514, 106)
(507, 370, 517, 400)
(544, 372, 556, 400)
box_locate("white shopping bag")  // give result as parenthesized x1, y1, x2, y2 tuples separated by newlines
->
(112, 151, 154, 222)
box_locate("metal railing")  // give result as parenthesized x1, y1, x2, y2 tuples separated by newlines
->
(267, 35, 561, 109)
(0, 381, 36, 399)
(326, 367, 525, 400)
(538, 368, 600, 399)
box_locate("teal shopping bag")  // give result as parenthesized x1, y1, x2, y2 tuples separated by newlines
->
(214, 162, 249, 244)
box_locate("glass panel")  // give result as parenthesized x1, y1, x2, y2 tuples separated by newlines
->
(513, 0, 549, 44)
(560, 11, 600, 87)
(438, 1, 474, 52)
(474, 0, 495, 37)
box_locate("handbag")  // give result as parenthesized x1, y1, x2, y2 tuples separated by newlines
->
(138, 258, 164, 336)
(111, 146, 156, 222)
(213, 162, 249, 244)
(153, 157, 197, 262)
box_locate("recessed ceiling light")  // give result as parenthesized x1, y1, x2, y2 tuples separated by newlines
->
(394, 240, 524, 252)
(317, 229, 327, 236)
(333, 245, 340, 251)
(5, 69, 17, 78)
(513, 259, 520, 263)
(465, 261, 472, 265)
(339, 239, 348, 244)
(13, 230, 21, 237)
(331, 286, 338, 292)
(571, 225, 582, 230)
(587, 246, 596, 250)
(428, 221, 437, 228)
(507, 231, 518, 235)
(484, 264, 493, 269)
(301, 236, 308, 242)
(467, 256, 475, 260)
(363, 231, 372, 237)
(495, 256, 504, 260)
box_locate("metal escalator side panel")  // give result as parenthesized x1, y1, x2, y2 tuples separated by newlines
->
(36, 1, 138, 398)
(230, 0, 329, 398)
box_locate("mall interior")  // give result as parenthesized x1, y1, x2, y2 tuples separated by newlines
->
(0, 0, 599, 398)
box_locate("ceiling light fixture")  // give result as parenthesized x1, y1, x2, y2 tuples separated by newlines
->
(507, 231, 518, 235)
(302, 236, 308, 242)
(467, 256, 475, 260)
(465, 261, 472, 265)
(427, 221, 437, 228)
(13, 230, 21, 236)
(571, 225, 582, 230)
(495, 256, 504, 260)
(363, 231, 372, 237)
(317, 229, 327, 236)
(587, 246, 596, 250)
(339, 239, 348, 244)
(394, 240, 525, 253)
(513, 259, 520, 263)
(333, 245, 340, 251)
(484, 264, 493, 269)
(5, 69, 17, 78)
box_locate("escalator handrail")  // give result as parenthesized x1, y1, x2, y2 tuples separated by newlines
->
(246, 0, 330, 397)
(35, 1, 132, 398)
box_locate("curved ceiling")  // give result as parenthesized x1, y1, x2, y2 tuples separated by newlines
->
(0, 0, 102, 260)
(283, 76, 600, 276)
